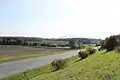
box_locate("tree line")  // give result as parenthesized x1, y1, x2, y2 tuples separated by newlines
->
(0, 37, 69, 47)
(0, 37, 101, 48)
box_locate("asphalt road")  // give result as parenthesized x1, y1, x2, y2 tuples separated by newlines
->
(0, 50, 79, 78)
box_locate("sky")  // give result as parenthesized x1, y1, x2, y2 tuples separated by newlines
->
(0, 0, 120, 39)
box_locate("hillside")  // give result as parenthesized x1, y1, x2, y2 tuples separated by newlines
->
(2, 50, 120, 80)
(30, 50, 120, 80)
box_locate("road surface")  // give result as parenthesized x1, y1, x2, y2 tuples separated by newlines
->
(0, 50, 79, 78)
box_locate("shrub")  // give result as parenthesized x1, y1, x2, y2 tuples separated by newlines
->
(87, 47, 96, 54)
(115, 47, 120, 53)
(98, 48, 101, 51)
(78, 50, 89, 59)
(51, 59, 66, 71)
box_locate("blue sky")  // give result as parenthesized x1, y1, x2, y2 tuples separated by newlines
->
(0, 0, 120, 39)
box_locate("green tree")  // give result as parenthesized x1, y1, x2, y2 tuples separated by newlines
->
(99, 40, 105, 50)
(69, 39, 78, 49)
(104, 36, 118, 51)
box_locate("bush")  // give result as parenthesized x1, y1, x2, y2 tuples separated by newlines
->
(98, 48, 101, 51)
(87, 47, 96, 54)
(78, 50, 89, 59)
(51, 59, 66, 71)
(115, 47, 120, 53)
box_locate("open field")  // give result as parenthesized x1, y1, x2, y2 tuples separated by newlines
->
(2, 50, 120, 80)
(83, 44, 96, 48)
(0, 45, 70, 63)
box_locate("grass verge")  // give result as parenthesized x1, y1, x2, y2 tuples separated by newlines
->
(2, 50, 120, 80)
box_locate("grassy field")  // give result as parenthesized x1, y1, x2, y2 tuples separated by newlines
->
(0, 45, 70, 63)
(1, 50, 120, 80)
(83, 44, 96, 48)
